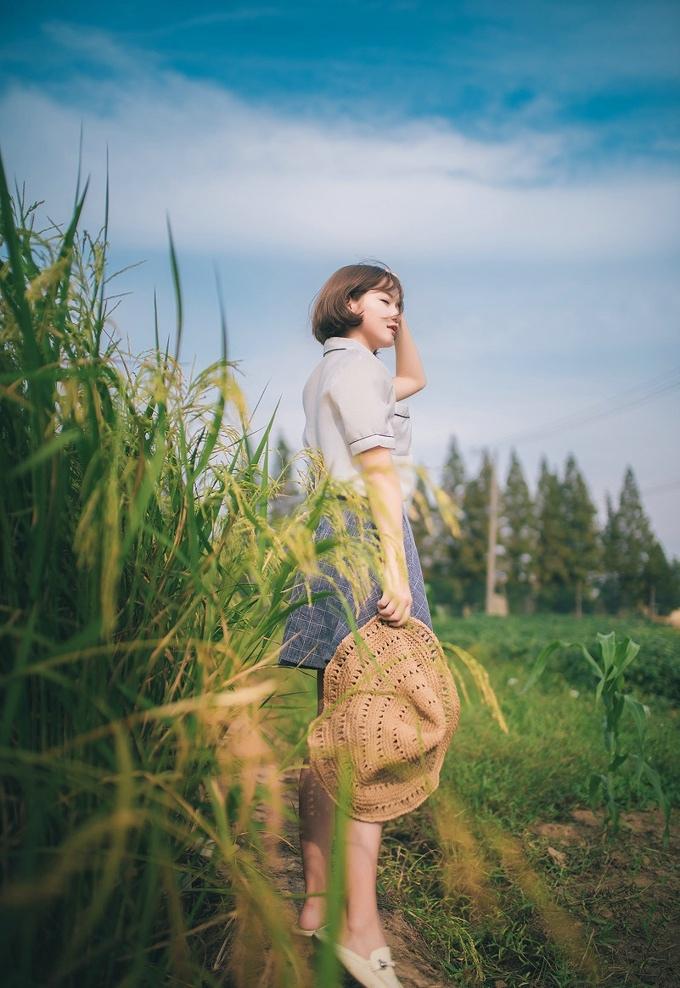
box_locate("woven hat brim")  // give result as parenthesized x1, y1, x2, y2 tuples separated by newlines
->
(307, 615, 460, 822)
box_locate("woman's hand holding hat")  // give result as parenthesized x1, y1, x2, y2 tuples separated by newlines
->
(307, 615, 461, 823)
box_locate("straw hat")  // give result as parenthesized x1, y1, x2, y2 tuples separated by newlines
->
(307, 615, 460, 822)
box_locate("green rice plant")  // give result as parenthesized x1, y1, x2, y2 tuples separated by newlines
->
(0, 152, 388, 987)
(520, 630, 672, 847)
(0, 149, 502, 986)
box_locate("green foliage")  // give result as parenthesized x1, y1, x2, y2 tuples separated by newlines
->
(423, 439, 678, 617)
(500, 448, 536, 614)
(599, 466, 679, 614)
(0, 157, 490, 988)
(644, 538, 678, 614)
(562, 453, 600, 616)
(0, 156, 387, 987)
(440, 434, 466, 500)
(457, 451, 493, 609)
(535, 458, 571, 611)
(407, 618, 679, 985)
(427, 437, 467, 607)
(435, 613, 680, 702)
(521, 631, 671, 845)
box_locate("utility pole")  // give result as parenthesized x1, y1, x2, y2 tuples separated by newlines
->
(485, 452, 499, 615)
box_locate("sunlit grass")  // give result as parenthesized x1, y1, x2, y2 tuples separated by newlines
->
(0, 155, 469, 986)
(0, 155, 384, 985)
(373, 617, 678, 984)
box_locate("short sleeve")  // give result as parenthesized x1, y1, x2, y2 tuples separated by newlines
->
(327, 355, 396, 456)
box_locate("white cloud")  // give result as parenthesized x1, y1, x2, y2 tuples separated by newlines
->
(41, 21, 159, 76)
(1, 25, 678, 555)
(1, 52, 678, 260)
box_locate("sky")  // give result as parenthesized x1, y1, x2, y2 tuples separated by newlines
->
(2, 1, 679, 554)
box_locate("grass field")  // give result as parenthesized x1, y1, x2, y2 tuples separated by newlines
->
(276, 613, 680, 986)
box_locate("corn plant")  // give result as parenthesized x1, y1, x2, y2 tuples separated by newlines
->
(520, 631, 671, 846)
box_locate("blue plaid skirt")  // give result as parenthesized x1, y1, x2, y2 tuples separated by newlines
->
(277, 501, 433, 671)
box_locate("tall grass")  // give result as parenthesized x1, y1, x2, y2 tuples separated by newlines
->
(0, 155, 379, 986)
(1, 156, 499, 986)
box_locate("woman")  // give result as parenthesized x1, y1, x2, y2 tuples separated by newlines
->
(277, 262, 432, 987)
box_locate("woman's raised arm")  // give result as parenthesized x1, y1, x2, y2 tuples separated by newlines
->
(393, 313, 427, 401)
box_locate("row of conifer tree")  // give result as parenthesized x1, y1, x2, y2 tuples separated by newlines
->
(416, 439, 678, 616)
(272, 434, 678, 616)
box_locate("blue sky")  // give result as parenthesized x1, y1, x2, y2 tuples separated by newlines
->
(2, 1, 680, 554)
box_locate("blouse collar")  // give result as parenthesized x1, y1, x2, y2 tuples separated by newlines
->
(323, 336, 378, 357)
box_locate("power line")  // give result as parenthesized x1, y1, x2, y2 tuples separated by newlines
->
(640, 479, 680, 497)
(490, 367, 680, 448)
(417, 365, 680, 479)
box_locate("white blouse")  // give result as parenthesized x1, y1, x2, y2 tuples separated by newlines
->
(301, 336, 416, 503)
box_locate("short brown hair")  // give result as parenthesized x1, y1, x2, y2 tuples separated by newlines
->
(311, 262, 404, 344)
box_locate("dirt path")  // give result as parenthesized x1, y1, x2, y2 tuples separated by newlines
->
(225, 758, 679, 986)
(261, 766, 454, 987)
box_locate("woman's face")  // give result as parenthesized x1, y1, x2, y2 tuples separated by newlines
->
(347, 285, 401, 350)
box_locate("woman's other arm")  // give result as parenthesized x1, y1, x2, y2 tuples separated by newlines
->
(393, 313, 426, 402)
(355, 446, 412, 627)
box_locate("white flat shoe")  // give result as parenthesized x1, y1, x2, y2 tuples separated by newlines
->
(293, 922, 327, 938)
(313, 926, 404, 988)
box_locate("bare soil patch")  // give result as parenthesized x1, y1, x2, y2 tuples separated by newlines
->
(527, 805, 680, 987)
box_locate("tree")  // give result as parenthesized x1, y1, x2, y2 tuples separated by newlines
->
(441, 436, 466, 504)
(562, 453, 600, 617)
(643, 539, 678, 615)
(429, 437, 467, 611)
(613, 466, 655, 611)
(269, 433, 300, 519)
(500, 449, 536, 614)
(272, 433, 296, 495)
(600, 493, 622, 612)
(409, 471, 436, 570)
(457, 450, 493, 611)
(534, 458, 570, 611)
(668, 558, 680, 614)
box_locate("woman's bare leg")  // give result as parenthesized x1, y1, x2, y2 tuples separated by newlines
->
(338, 818, 388, 956)
(298, 670, 389, 957)
(298, 669, 334, 930)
